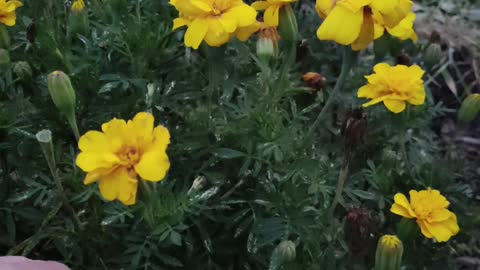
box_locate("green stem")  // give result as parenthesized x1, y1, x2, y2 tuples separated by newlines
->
(67, 114, 80, 141)
(328, 164, 349, 219)
(37, 133, 82, 229)
(305, 47, 353, 141)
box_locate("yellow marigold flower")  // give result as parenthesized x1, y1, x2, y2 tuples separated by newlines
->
(71, 0, 85, 12)
(357, 63, 425, 113)
(251, 0, 297, 27)
(390, 189, 460, 242)
(0, 0, 22, 27)
(170, 0, 258, 49)
(375, 12, 417, 42)
(76, 112, 171, 205)
(315, 0, 413, 50)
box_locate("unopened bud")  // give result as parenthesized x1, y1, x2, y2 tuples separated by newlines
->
(0, 49, 10, 66)
(13, 61, 33, 81)
(48, 71, 76, 116)
(458, 93, 480, 123)
(375, 235, 403, 270)
(278, 5, 298, 45)
(257, 25, 280, 61)
(0, 25, 10, 49)
(424, 44, 443, 70)
(71, 0, 85, 13)
(270, 240, 296, 269)
(47, 71, 80, 140)
(257, 38, 275, 61)
(302, 72, 326, 91)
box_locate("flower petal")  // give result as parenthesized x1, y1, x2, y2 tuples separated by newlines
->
(390, 193, 416, 218)
(315, 0, 333, 18)
(134, 151, 170, 182)
(351, 13, 374, 51)
(424, 220, 455, 242)
(184, 18, 208, 49)
(251, 1, 269, 10)
(264, 5, 280, 27)
(173, 18, 188, 30)
(76, 152, 119, 172)
(416, 219, 434, 239)
(226, 5, 257, 27)
(317, 5, 363, 45)
(383, 99, 406, 113)
(98, 168, 138, 205)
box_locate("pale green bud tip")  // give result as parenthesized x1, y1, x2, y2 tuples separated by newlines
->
(277, 240, 296, 262)
(36, 129, 52, 144)
(379, 235, 402, 249)
(257, 38, 275, 59)
(47, 70, 77, 116)
(375, 235, 403, 270)
(458, 93, 480, 123)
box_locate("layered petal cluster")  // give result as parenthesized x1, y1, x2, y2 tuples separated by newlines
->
(251, 0, 297, 27)
(357, 63, 425, 113)
(315, 0, 415, 50)
(0, 0, 22, 26)
(170, 0, 259, 49)
(76, 112, 170, 205)
(391, 189, 460, 242)
(71, 0, 85, 12)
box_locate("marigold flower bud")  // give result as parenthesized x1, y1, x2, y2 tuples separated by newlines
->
(302, 72, 326, 91)
(424, 44, 443, 70)
(458, 93, 480, 123)
(375, 235, 403, 270)
(13, 61, 32, 81)
(47, 71, 79, 139)
(48, 71, 76, 116)
(257, 26, 280, 61)
(278, 5, 298, 45)
(277, 240, 296, 262)
(0, 48, 9, 66)
(0, 25, 10, 49)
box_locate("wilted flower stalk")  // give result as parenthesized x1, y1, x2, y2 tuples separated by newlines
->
(344, 208, 375, 266)
(36, 130, 82, 228)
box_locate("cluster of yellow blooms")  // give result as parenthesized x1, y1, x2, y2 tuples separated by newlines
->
(2, 0, 459, 243)
(169, 0, 296, 50)
(316, 0, 417, 51)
